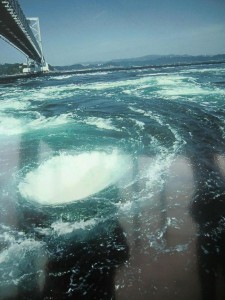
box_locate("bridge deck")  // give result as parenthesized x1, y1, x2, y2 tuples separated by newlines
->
(0, 0, 42, 62)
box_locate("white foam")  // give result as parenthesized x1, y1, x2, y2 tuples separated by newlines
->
(0, 112, 73, 136)
(128, 106, 146, 115)
(84, 117, 120, 131)
(18, 150, 132, 205)
(180, 67, 225, 74)
(1, 85, 79, 103)
(51, 218, 98, 235)
(0, 99, 29, 111)
(155, 75, 225, 97)
(72, 75, 154, 91)
(53, 74, 74, 80)
(28, 112, 73, 129)
(0, 115, 24, 135)
(86, 71, 110, 76)
(0, 239, 44, 264)
(0, 236, 47, 290)
(133, 119, 145, 129)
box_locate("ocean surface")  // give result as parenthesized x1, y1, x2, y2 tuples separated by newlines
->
(1, 63, 225, 299)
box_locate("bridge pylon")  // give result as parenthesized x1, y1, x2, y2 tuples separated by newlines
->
(23, 17, 49, 73)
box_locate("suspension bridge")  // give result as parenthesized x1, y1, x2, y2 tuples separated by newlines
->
(0, 0, 48, 73)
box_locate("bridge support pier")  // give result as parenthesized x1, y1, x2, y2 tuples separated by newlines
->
(23, 57, 49, 73)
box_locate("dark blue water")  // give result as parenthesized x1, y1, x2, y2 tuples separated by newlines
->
(1, 64, 225, 299)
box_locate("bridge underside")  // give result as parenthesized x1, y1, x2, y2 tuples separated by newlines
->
(0, 1, 42, 63)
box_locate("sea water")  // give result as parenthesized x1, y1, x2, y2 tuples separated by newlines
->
(0, 64, 225, 299)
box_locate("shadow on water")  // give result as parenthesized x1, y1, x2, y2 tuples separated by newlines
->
(43, 220, 129, 300)
(12, 219, 129, 300)
(190, 153, 225, 300)
(5, 134, 130, 300)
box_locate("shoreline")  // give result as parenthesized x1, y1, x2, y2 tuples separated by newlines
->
(0, 60, 225, 84)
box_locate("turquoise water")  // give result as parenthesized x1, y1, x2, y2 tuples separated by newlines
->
(0, 64, 225, 299)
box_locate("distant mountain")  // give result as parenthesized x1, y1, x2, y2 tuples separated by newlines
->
(54, 54, 225, 71)
(104, 54, 225, 67)
(53, 63, 98, 72)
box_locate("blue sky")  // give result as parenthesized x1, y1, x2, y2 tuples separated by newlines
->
(1, 0, 225, 65)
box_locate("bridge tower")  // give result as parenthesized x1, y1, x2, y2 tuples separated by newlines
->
(23, 17, 49, 73)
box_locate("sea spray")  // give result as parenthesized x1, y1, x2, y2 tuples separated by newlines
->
(18, 150, 132, 205)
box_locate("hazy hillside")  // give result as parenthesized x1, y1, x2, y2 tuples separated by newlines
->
(108, 54, 225, 66)
(54, 54, 225, 71)
(0, 63, 23, 76)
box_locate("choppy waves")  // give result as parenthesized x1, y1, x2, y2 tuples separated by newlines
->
(1, 64, 225, 297)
